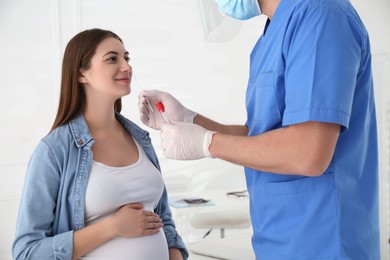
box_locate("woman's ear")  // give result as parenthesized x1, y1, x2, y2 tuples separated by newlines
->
(78, 73, 87, 84)
(78, 77, 87, 83)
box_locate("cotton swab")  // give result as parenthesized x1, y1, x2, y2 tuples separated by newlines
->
(132, 74, 154, 112)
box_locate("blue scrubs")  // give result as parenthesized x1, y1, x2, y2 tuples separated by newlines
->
(245, 0, 380, 259)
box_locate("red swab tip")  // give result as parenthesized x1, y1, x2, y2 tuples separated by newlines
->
(155, 102, 165, 112)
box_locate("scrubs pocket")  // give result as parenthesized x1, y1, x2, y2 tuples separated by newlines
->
(262, 173, 341, 258)
(247, 72, 281, 121)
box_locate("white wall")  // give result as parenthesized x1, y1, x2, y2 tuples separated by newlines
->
(0, 0, 389, 259)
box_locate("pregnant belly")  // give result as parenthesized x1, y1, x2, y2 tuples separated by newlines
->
(80, 229, 169, 260)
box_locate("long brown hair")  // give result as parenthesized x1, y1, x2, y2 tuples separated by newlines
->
(51, 28, 123, 131)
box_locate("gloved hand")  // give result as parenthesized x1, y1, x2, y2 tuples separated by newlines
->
(160, 122, 215, 160)
(138, 90, 197, 130)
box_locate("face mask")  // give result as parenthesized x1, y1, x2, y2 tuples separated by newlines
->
(215, 0, 262, 20)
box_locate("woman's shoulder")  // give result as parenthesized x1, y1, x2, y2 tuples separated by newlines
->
(43, 123, 73, 145)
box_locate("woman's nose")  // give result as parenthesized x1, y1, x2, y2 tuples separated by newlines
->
(121, 59, 132, 72)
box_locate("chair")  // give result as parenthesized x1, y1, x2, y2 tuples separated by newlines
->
(187, 164, 251, 239)
(190, 210, 251, 238)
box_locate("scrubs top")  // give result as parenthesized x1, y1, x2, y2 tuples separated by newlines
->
(245, 0, 380, 259)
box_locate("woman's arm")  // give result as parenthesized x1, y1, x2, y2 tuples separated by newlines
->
(13, 141, 73, 260)
(169, 248, 184, 260)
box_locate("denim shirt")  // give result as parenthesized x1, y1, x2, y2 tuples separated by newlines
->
(12, 113, 188, 260)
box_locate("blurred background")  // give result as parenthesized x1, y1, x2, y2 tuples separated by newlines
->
(0, 0, 389, 259)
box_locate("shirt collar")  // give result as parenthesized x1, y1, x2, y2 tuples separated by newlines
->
(68, 112, 152, 148)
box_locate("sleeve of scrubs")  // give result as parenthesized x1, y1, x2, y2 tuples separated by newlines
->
(282, 2, 367, 131)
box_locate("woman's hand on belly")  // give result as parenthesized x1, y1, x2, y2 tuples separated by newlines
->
(110, 203, 163, 238)
(73, 203, 164, 259)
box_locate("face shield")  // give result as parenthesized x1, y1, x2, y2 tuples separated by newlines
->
(198, 0, 242, 42)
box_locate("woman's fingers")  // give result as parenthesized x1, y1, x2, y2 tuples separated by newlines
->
(143, 212, 163, 229)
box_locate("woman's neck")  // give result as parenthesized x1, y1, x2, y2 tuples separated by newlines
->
(83, 104, 120, 138)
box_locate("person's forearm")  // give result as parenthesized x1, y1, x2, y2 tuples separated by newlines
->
(193, 114, 248, 136)
(72, 217, 115, 260)
(209, 121, 340, 176)
(169, 248, 183, 260)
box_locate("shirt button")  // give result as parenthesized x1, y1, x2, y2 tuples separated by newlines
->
(77, 140, 83, 145)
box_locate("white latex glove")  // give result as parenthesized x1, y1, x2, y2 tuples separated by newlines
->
(138, 90, 197, 130)
(160, 123, 215, 160)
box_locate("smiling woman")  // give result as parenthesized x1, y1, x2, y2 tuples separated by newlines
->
(11, 28, 188, 260)
(81, 37, 132, 106)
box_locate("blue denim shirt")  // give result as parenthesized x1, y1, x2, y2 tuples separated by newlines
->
(13, 113, 188, 260)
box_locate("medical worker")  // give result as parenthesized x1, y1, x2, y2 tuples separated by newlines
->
(139, 0, 380, 259)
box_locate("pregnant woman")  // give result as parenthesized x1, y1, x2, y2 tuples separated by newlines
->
(12, 28, 187, 260)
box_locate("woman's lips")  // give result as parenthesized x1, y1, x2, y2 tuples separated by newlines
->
(116, 78, 130, 83)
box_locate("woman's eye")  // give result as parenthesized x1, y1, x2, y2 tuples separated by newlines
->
(107, 56, 117, 62)
(125, 57, 130, 62)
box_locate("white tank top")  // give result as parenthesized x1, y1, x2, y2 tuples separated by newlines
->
(80, 140, 169, 260)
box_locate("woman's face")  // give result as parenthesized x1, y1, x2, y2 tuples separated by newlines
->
(80, 37, 132, 103)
